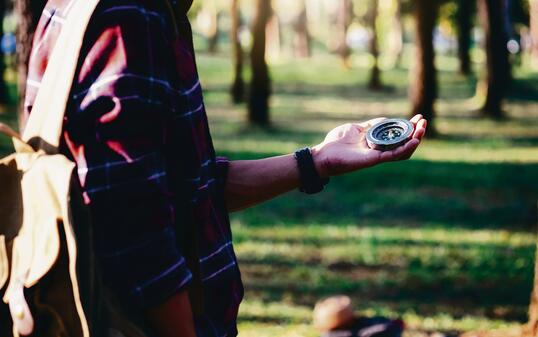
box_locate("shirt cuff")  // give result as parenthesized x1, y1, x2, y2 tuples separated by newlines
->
(215, 156, 230, 193)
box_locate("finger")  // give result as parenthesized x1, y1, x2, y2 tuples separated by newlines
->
(357, 117, 386, 129)
(399, 138, 420, 160)
(379, 142, 408, 162)
(398, 138, 420, 160)
(354, 123, 367, 133)
(413, 119, 427, 139)
(381, 138, 419, 162)
(410, 114, 423, 124)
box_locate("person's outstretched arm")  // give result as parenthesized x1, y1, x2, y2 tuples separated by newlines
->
(225, 115, 427, 212)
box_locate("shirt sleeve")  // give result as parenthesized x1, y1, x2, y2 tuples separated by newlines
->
(63, 2, 192, 308)
(215, 156, 230, 193)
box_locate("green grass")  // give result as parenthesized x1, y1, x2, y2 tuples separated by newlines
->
(1, 49, 537, 337)
(195, 50, 538, 336)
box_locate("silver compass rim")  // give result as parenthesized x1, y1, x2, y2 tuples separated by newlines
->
(366, 118, 414, 148)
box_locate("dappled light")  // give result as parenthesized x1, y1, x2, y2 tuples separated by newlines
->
(0, 0, 537, 336)
(198, 48, 538, 336)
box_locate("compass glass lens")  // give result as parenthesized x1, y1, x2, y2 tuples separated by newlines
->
(380, 129, 402, 141)
(366, 119, 414, 151)
(377, 125, 405, 141)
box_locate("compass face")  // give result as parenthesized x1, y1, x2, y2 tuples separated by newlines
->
(380, 129, 402, 141)
(366, 119, 414, 151)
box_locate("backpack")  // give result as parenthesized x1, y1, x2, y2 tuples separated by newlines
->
(0, 0, 151, 335)
(0, 0, 206, 335)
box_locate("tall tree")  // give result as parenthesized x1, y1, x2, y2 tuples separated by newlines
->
(477, 0, 511, 118)
(207, 12, 219, 54)
(530, 0, 538, 66)
(336, 0, 353, 67)
(409, 0, 439, 133)
(248, 0, 272, 126)
(390, 0, 404, 68)
(230, 0, 245, 103)
(265, 13, 281, 61)
(368, 0, 383, 90)
(202, 0, 219, 54)
(0, 0, 8, 104)
(456, 0, 475, 76)
(292, 0, 311, 58)
(16, 0, 47, 130)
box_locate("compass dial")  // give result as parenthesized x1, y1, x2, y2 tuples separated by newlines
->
(366, 119, 414, 151)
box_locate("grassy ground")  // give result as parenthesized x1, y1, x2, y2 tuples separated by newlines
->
(1, 50, 537, 337)
(196, 51, 538, 337)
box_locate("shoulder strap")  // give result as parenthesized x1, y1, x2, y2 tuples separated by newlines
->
(22, 0, 101, 153)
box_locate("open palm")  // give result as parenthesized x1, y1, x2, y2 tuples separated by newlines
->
(312, 114, 427, 177)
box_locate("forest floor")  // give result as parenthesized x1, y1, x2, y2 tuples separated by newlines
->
(1, 50, 537, 337)
(197, 51, 538, 337)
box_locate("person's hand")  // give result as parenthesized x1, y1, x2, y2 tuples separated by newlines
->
(311, 114, 427, 177)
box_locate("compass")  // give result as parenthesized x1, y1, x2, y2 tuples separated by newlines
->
(366, 118, 414, 151)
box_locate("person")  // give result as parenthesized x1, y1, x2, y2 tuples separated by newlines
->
(24, 0, 427, 336)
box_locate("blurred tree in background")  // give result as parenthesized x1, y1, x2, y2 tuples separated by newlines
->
(409, 0, 439, 133)
(335, 0, 353, 68)
(367, 0, 383, 90)
(248, 0, 272, 126)
(230, 0, 245, 103)
(389, 0, 404, 68)
(2, 0, 535, 130)
(15, 0, 46, 129)
(477, 0, 511, 118)
(291, 0, 310, 58)
(456, 0, 475, 75)
(530, 0, 538, 66)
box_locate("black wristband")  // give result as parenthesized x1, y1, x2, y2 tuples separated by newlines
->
(294, 147, 329, 194)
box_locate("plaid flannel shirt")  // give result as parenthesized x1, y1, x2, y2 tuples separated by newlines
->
(25, 0, 243, 335)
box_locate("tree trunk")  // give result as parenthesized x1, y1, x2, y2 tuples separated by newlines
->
(530, 0, 538, 67)
(248, 0, 271, 126)
(368, 0, 382, 91)
(293, 0, 311, 58)
(230, 0, 245, 104)
(206, 4, 219, 54)
(0, 0, 7, 104)
(336, 0, 353, 67)
(409, 0, 439, 134)
(265, 14, 281, 62)
(456, 0, 474, 76)
(391, 0, 404, 68)
(477, 0, 511, 119)
(16, 0, 47, 131)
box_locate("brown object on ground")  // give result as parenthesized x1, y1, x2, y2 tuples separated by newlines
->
(313, 295, 355, 332)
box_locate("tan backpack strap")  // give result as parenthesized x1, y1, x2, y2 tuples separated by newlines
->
(22, 0, 101, 153)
